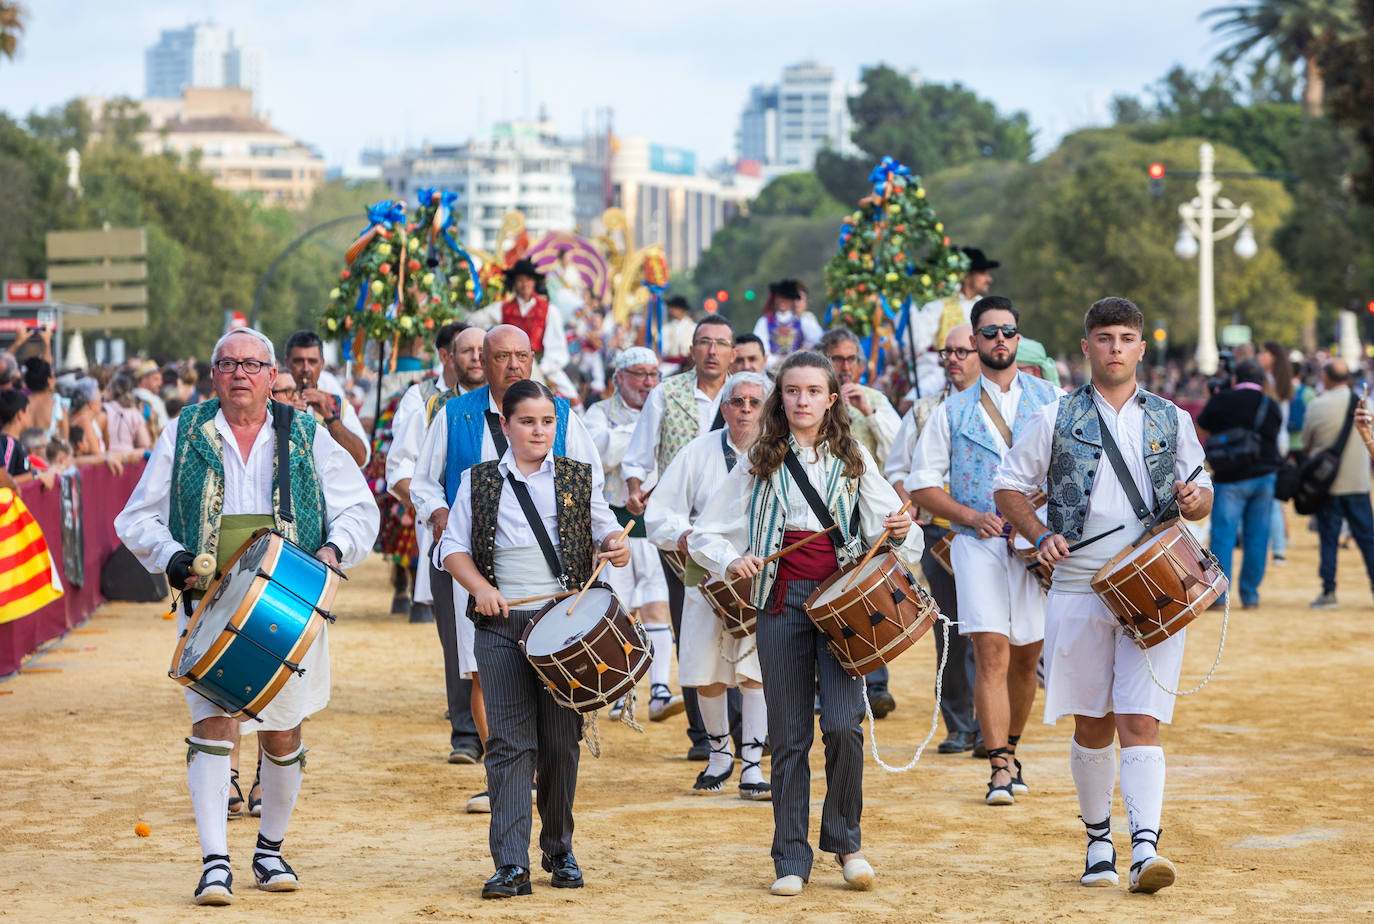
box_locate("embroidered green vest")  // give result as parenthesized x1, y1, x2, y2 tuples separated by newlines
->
(168, 399, 326, 591)
(425, 381, 455, 424)
(845, 385, 888, 464)
(657, 371, 706, 472)
(465, 456, 594, 622)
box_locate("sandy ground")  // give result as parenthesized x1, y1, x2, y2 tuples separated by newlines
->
(2, 516, 1373, 923)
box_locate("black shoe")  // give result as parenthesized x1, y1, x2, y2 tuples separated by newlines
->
(390, 593, 411, 616)
(541, 852, 584, 889)
(686, 743, 709, 761)
(409, 602, 435, 623)
(972, 733, 988, 759)
(938, 730, 977, 754)
(482, 865, 532, 898)
(868, 689, 896, 719)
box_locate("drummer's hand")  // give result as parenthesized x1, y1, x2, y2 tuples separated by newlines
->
(314, 546, 339, 569)
(429, 509, 449, 545)
(677, 530, 692, 555)
(726, 555, 763, 579)
(626, 488, 647, 517)
(1174, 480, 1205, 517)
(970, 510, 1003, 539)
(474, 586, 509, 619)
(1356, 405, 1373, 442)
(1037, 533, 1070, 566)
(882, 509, 913, 541)
(599, 534, 631, 568)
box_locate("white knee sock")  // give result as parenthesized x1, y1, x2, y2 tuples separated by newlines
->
(257, 745, 305, 845)
(697, 691, 733, 775)
(645, 624, 674, 692)
(1120, 745, 1166, 866)
(186, 737, 232, 881)
(1070, 741, 1117, 867)
(739, 686, 767, 786)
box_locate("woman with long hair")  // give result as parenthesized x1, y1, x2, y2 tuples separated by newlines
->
(1260, 342, 1296, 564)
(689, 351, 920, 897)
(104, 372, 151, 454)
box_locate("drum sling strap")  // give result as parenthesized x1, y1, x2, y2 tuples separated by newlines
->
(1093, 401, 1154, 525)
(486, 411, 509, 457)
(504, 471, 571, 590)
(721, 429, 737, 472)
(271, 400, 294, 524)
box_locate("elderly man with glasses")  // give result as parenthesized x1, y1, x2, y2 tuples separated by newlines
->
(114, 327, 379, 905)
(817, 329, 902, 470)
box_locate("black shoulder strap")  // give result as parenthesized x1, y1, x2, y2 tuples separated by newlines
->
(271, 400, 294, 524)
(504, 471, 569, 588)
(485, 409, 509, 457)
(1092, 400, 1151, 523)
(720, 429, 737, 472)
(783, 448, 838, 531)
(709, 403, 725, 432)
(1251, 393, 1270, 431)
(1333, 393, 1359, 456)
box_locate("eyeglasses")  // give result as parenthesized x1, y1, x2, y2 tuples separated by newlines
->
(214, 359, 269, 375)
(489, 350, 533, 364)
(727, 396, 763, 408)
(977, 325, 1019, 340)
(694, 338, 734, 350)
(270, 386, 297, 396)
(937, 348, 973, 362)
(826, 353, 863, 366)
(620, 368, 661, 381)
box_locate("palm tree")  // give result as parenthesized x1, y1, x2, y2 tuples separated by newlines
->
(0, 2, 23, 63)
(1204, 0, 1359, 116)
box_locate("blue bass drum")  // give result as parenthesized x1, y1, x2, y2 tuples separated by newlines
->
(170, 529, 339, 720)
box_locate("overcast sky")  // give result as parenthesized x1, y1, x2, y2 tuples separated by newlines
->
(3, 1, 1230, 168)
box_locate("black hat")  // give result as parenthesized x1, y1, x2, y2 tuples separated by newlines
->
(769, 279, 802, 300)
(503, 258, 544, 284)
(960, 247, 1000, 272)
(666, 295, 691, 311)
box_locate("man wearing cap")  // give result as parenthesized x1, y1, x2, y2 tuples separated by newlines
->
(584, 346, 681, 720)
(660, 296, 696, 374)
(469, 259, 578, 402)
(753, 279, 822, 359)
(133, 359, 170, 434)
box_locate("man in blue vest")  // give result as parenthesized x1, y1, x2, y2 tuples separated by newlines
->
(908, 297, 1058, 807)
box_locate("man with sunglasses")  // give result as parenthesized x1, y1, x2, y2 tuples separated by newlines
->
(908, 297, 1057, 806)
(584, 347, 678, 720)
(886, 324, 982, 752)
(115, 327, 379, 905)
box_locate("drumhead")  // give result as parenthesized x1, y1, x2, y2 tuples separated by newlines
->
(524, 587, 616, 656)
(1113, 526, 1178, 570)
(176, 533, 271, 676)
(811, 556, 889, 606)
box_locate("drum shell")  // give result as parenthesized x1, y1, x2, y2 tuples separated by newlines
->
(1090, 522, 1228, 649)
(520, 582, 651, 714)
(661, 549, 687, 584)
(804, 550, 939, 678)
(700, 574, 757, 639)
(929, 532, 954, 577)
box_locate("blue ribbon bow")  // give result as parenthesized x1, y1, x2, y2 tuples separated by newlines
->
(363, 200, 407, 234)
(868, 156, 911, 195)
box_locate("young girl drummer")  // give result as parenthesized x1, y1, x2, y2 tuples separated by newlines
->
(689, 351, 921, 897)
(440, 379, 630, 900)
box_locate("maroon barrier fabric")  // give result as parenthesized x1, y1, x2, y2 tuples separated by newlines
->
(0, 461, 146, 677)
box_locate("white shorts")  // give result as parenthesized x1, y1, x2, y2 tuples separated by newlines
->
(951, 533, 1045, 646)
(677, 586, 762, 687)
(604, 537, 669, 610)
(1041, 588, 1185, 725)
(182, 616, 330, 731)
(453, 584, 478, 679)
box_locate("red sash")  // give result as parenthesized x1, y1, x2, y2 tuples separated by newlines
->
(502, 296, 549, 353)
(770, 530, 839, 614)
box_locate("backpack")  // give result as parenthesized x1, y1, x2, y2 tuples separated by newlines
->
(1289, 394, 1358, 515)
(1203, 394, 1270, 480)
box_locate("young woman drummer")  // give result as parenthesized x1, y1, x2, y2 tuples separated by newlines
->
(689, 351, 921, 897)
(440, 379, 630, 900)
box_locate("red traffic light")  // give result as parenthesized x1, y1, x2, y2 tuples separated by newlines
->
(1148, 163, 1166, 179)
(716, 289, 729, 302)
(1368, 300, 1374, 314)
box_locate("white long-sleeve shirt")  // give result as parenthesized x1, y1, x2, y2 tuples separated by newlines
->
(907, 375, 1022, 493)
(385, 377, 466, 498)
(114, 408, 380, 573)
(645, 428, 743, 551)
(409, 390, 603, 527)
(582, 394, 644, 506)
(621, 376, 722, 484)
(687, 441, 923, 581)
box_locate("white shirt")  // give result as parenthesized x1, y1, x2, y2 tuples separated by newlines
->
(884, 404, 924, 486)
(907, 375, 1022, 493)
(645, 428, 743, 550)
(385, 375, 463, 498)
(752, 311, 823, 352)
(994, 387, 1211, 522)
(582, 394, 644, 507)
(661, 317, 696, 359)
(114, 408, 381, 573)
(621, 376, 723, 484)
(688, 441, 923, 580)
(467, 298, 578, 400)
(437, 448, 621, 559)
(409, 390, 604, 527)
(315, 369, 370, 465)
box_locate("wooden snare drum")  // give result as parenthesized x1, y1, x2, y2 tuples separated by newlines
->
(699, 574, 757, 639)
(520, 582, 652, 713)
(804, 550, 940, 677)
(928, 532, 954, 576)
(1091, 522, 1228, 649)
(661, 549, 688, 584)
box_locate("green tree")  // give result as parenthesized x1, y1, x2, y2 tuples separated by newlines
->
(1321, 0, 1374, 205)
(748, 172, 846, 219)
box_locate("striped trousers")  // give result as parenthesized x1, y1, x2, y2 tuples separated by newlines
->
(756, 577, 864, 880)
(473, 609, 581, 870)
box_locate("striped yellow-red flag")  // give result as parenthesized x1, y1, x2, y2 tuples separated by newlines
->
(0, 487, 64, 624)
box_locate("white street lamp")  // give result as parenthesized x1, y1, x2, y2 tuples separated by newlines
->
(1175, 142, 1256, 375)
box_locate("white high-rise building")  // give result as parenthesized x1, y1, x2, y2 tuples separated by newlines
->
(145, 23, 262, 100)
(735, 60, 862, 172)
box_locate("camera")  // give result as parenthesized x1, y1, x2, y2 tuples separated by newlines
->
(1207, 349, 1236, 395)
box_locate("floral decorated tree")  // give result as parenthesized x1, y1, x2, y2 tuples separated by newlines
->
(824, 156, 968, 385)
(322, 191, 479, 370)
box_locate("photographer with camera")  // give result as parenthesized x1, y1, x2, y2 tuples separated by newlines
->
(1197, 358, 1283, 609)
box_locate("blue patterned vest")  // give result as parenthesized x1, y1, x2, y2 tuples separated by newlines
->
(443, 385, 569, 505)
(1046, 385, 1178, 542)
(944, 373, 1059, 537)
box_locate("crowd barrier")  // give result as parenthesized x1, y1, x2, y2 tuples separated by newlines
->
(0, 461, 146, 677)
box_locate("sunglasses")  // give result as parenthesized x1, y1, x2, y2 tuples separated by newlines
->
(937, 348, 973, 361)
(977, 325, 1019, 340)
(727, 396, 763, 408)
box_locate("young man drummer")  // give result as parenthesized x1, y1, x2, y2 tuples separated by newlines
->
(440, 379, 630, 899)
(994, 296, 1211, 893)
(689, 351, 919, 897)
(114, 327, 380, 905)
(646, 371, 771, 799)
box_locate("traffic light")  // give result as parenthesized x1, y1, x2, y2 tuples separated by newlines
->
(1148, 162, 1165, 200)
(716, 289, 729, 303)
(744, 289, 756, 301)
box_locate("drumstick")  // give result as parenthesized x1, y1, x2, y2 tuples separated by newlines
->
(565, 520, 635, 617)
(1132, 464, 1205, 546)
(841, 499, 913, 591)
(1025, 523, 1125, 570)
(756, 523, 840, 567)
(504, 590, 574, 609)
